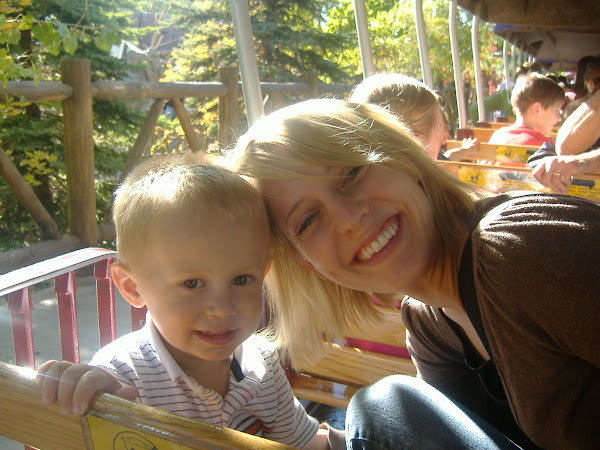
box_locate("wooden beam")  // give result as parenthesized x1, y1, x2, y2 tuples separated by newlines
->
(61, 58, 97, 246)
(0, 81, 72, 102)
(0, 361, 293, 449)
(172, 98, 202, 153)
(0, 146, 60, 240)
(91, 81, 227, 100)
(218, 66, 240, 147)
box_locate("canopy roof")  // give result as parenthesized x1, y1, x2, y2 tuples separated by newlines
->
(455, 0, 600, 70)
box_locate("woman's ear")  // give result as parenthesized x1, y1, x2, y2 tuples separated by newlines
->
(111, 262, 145, 308)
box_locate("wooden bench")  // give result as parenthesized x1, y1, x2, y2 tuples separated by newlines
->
(439, 161, 600, 203)
(0, 248, 414, 448)
(445, 140, 539, 165)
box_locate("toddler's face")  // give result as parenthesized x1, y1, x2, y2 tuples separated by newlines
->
(131, 211, 270, 368)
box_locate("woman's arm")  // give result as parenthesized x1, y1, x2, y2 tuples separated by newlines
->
(556, 89, 600, 155)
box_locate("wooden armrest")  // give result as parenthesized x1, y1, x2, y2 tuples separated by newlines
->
(0, 361, 293, 449)
(345, 305, 407, 349)
(295, 343, 416, 387)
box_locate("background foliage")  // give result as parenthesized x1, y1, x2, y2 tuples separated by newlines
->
(0, 0, 504, 252)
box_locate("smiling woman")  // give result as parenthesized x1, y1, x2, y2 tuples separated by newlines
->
(229, 98, 600, 449)
(230, 99, 478, 366)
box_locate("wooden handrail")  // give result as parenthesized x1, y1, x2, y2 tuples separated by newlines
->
(0, 361, 294, 449)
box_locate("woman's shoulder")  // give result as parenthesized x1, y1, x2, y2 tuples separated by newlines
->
(473, 192, 600, 229)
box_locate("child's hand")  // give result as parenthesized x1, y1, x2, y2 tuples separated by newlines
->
(443, 138, 480, 161)
(37, 360, 138, 415)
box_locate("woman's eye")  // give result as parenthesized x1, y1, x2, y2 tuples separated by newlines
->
(342, 166, 363, 188)
(297, 211, 318, 236)
(233, 275, 252, 286)
(182, 280, 202, 289)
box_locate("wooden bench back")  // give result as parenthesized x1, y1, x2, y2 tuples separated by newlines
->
(439, 161, 600, 203)
(445, 140, 539, 165)
(0, 360, 292, 449)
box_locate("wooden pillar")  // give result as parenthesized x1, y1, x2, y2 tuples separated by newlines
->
(0, 146, 60, 239)
(303, 71, 319, 99)
(171, 98, 201, 153)
(61, 58, 96, 246)
(218, 66, 240, 146)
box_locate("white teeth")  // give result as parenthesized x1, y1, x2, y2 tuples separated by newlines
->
(357, 221, 398, 262)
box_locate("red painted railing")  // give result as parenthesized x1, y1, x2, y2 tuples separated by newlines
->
(0, 248, 146, 369)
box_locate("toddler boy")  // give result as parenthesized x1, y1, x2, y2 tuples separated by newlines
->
(37, 153, 341, 449)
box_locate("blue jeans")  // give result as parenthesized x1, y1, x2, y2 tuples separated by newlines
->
(345, 375, 522, 450)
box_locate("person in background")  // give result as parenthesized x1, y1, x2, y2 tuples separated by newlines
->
(37, 153, 343, 450)
(528, 84, 600, 193)
(350, 73, 479, 162)
(489, 72, 564, 146)
(563, 55, 595, 115)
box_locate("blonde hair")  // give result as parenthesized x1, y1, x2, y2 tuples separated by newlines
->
(229, 99, 478, 367)
(112, 152, 268, 267)
(349, 73, 442, 144)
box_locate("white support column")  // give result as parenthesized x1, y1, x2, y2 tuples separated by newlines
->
(472, 14, 485, 123)
(413, 0, 433, 88)
(230, 0, 264, 126)
(352, 0, 375, 78)
(449, 1, 467, 128)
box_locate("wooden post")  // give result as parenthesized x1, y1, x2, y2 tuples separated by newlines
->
(303, 71, 319, 99)
(61, 58, 96, 246)
(171, 98, 201, 153)
(218, 66, 240, 146)
(0, 146, 60, 239)
(120, 98, 165, 179)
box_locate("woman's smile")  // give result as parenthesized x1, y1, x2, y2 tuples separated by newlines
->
(355, 215, 400, 262)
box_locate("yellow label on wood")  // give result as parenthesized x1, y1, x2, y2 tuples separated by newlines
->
(457, 166, 600, 200)
(83, 414, 195, 450)
(495, 146, 533, 163)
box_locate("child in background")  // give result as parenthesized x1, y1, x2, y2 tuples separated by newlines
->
(37, 153, 342, 449)
(489, 72, 565, 146)
(350, 73, 479, 161)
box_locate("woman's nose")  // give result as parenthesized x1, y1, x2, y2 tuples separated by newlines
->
(330, 195, 368, 234)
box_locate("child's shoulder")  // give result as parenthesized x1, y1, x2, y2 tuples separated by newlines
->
(90, 326, 150, 363)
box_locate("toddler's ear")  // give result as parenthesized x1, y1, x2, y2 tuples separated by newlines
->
(111, 262, 145, 308)
(263, 259, 272, 280)
(298, 258, 327, 280)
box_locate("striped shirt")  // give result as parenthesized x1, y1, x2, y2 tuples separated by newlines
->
(89, 319, 318, 448)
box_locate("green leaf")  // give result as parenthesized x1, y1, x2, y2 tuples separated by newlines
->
(56, 22, 68, 38)
(63, 35, 78, 55)
(0, 32, 7, 45)
(20, 15, 34, 30)
(94, 35, 111, 52)
(7, 28, 21, 45)
(31, 22, 61, 55)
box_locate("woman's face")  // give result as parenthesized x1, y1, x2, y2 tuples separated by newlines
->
(259, 162, 437, 294)
(420, 107, 447, 160)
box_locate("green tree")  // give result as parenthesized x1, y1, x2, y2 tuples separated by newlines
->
(0, 0, 146, 251)
(162, 0, 356, 145)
